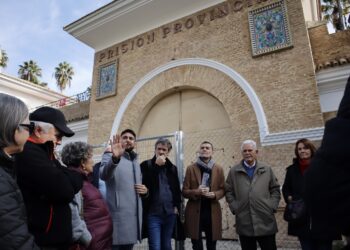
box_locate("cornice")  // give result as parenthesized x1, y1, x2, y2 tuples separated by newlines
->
(68, 119, 89, 132)
(64, 0, 152, 37)
(316, 64, 350, 94)
(0, 73, 66, 100)
(64, 0, 225, 50)
(262, 127, 324, 146)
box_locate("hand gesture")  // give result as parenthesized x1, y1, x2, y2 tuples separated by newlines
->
(110, 134, 124, 159)
(198, 185, 209, 196)
(135, 184, 148, 195)
(203, 191, 216, 199)
(155, 155, 166, 166)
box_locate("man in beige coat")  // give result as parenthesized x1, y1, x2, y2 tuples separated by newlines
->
(183, 141, 225, 250)
(225, 140, 280, 250)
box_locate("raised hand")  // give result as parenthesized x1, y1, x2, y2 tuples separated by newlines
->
(155, 155, 166, 166)
(110, 134, 124, 159)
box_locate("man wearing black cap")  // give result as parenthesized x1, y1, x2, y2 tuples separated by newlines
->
(16, 107, 83, 250)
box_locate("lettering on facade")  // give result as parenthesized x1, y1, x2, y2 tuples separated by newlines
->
(98, 0, 269, 63)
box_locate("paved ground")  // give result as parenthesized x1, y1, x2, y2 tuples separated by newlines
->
(134, 239, 301, 250)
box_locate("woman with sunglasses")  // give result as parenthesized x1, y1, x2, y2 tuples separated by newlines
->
(0, 93, 39, 249)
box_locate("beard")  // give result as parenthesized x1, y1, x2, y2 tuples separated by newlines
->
(125, 146, 134, 152)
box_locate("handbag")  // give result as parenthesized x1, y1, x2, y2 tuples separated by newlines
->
(283, 198, 306, 223)
(172, 214, 186, 241)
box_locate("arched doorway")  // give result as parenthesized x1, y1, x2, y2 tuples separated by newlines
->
(138, 89, 231, 136)
(138, 88, 236, 239)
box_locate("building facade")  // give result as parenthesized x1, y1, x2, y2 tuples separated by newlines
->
(64, 0, 350, 243)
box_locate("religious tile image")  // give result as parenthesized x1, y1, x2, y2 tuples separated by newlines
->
(248, 0, 293, 57)
(96, 61, 118, 99)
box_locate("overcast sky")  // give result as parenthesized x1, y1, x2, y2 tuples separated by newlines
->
(0, 0, 111, 96)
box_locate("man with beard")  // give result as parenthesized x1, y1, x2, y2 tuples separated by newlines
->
(100, 129, 148, 250)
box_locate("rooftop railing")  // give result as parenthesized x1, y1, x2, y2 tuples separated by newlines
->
(32, 90, 91, 110)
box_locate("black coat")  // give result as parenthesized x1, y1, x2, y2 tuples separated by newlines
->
(0, 150, 39, 250)
(140, 156, 181, 238)
(304, 118, 349, 240)
(282, 160, 310, 237)
(15, 141, 83, 247)
(304, 76, 350, 239)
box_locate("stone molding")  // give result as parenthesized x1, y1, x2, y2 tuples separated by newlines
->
(110, 58, 324, 145)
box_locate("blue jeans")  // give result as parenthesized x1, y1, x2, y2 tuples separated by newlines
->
(147, 214, 176, 250)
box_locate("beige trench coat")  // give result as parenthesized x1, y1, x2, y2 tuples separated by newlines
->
(182, 163, 225, 240)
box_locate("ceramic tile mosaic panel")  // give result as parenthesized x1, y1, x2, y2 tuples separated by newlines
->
(248, 0, 293, 57)
(97, 61, 118, 99)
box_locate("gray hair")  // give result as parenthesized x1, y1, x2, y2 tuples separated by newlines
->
(155, 137, 172, 151)
(241, 139, 257, 151)
(31, 121, 54, 134)
(0, 93, 29, 148)
(61, 141, 93, 168)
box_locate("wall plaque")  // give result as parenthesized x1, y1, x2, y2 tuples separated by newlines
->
(96, 60, 118, 100)
(248, 0, 293, 57)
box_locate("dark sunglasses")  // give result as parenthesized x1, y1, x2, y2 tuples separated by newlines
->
(18, 122, 35, 134)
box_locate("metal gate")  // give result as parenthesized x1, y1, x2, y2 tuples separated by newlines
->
(94, 130, 302, 249)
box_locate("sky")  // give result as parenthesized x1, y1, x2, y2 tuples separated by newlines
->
(0, 0, 112, 96)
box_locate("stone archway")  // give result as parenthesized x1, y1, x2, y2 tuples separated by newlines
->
(110, 58, 268, 142)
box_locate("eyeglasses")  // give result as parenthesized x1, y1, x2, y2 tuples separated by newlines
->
(18, 122, 35, 135)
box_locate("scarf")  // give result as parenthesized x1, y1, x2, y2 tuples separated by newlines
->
(299, 159, 310, 175)
(196, 157, 215, 187)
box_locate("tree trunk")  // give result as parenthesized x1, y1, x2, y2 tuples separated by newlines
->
(336, 0, 345, 30)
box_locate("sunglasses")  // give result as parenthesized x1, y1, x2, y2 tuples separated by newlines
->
(18, 122, 35, 135)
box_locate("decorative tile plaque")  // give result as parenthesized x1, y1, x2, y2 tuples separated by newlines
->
(248, 0, 293, 57)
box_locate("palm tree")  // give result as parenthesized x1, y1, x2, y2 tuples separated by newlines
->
(0, 49, 9, 69)
(18, 60, 42, 84)
(321, 0, 350, 31)
(54, 61, 74, 92)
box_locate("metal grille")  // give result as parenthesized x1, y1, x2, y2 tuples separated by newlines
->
(112, 130, 303, 249)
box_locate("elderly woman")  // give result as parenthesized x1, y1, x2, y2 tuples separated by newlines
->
(282, 138, 339, 250)
(0, 93, 39, 249)
(61, 142, 113, 250)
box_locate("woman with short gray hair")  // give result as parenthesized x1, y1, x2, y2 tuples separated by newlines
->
(62, 142, 113, 250)
(0, 93, 39, 249)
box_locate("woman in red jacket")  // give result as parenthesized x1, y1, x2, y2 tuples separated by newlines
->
(62, 142, 113, 250)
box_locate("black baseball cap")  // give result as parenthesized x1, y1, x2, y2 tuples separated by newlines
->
(30, 107, 75, 137)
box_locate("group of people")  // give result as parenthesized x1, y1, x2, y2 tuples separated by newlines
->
(0, 75, 349, 250)
(99, 129, 281, 250)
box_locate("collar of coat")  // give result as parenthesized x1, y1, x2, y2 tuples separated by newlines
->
(0, 149, 15, 177)
(235, 160, 266, 175)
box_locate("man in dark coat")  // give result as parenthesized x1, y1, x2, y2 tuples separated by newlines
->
(16, 107, 83, 250)
(140, 137, 182, 250)
(304, 75, 350, 247)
